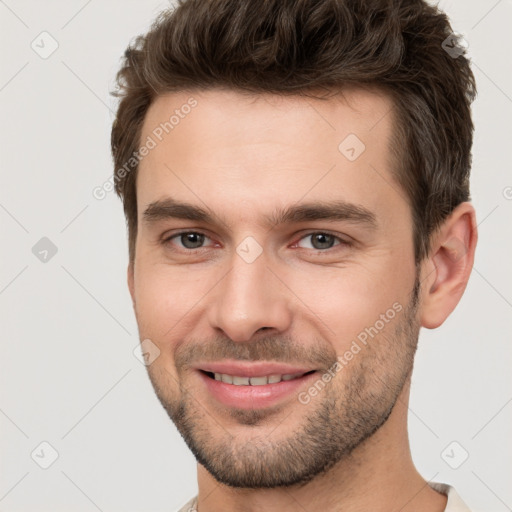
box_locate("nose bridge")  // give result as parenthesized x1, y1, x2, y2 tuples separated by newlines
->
(208, 244, 292, 342)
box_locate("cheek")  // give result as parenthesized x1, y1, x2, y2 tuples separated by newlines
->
(133, 263, 206, 347)
(284, 260, 412, 350)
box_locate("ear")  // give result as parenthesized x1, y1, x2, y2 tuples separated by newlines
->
(127, 262, 136, 307)
(420, 202, 478, 329)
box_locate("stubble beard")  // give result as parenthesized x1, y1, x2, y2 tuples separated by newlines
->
(146, 280, 420, 489)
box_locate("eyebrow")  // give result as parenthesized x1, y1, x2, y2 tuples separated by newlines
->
(142, 197, 377, 230)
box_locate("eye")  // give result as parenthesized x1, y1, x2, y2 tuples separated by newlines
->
(164, 231, 214, 250)
(295, 232, 346, 251)
(162, 230, 349, 253)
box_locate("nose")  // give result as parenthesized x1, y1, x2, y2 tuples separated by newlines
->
(207, 249, 293, 343)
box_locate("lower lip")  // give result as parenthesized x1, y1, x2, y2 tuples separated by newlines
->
(198, 371, 318, 409)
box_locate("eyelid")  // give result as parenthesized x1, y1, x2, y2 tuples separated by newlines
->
(162, 229, 352, 252)
(290, 230, 352, 249)
(162, 229, 216, 249)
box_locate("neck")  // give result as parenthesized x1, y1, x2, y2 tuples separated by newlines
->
(195, 377, 447, 512)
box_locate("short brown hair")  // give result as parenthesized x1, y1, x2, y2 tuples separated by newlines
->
(111, 0, 476, 264)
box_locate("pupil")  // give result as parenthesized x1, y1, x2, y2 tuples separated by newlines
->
(313, 233, 334, 250)
(182, 233, 204, 249)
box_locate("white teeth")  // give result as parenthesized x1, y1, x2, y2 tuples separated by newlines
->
(233, 376, 250, 385)
(221, 374, 233, 384)
(211, 372, 307, 385)
(249, 376, 268, 386)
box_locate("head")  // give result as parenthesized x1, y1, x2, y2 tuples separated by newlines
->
(111, 0, 477, 489)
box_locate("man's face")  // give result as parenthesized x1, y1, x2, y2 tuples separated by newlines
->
(129, 88, 420, 488)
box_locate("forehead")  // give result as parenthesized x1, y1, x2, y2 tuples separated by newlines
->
(140, 86, 395, 156)
(136, 87, 402, 223)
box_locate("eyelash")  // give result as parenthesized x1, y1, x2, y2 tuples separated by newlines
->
(161, 230, 351, 253)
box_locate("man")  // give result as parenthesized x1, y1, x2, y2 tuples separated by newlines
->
(111, 0, 477, 510)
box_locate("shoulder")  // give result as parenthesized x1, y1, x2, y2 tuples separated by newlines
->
(175, 496, 198, 512)
(429, 482, 473, 512)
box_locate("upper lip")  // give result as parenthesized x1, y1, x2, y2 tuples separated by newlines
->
(195, 360, 316, 377)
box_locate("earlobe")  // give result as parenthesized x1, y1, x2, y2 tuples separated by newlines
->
(420, 202, 478, 329)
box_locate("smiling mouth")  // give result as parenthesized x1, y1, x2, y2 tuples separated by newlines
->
(201, 370, 317, 386)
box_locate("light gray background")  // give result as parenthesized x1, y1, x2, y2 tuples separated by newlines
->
(0, 1, 511, 511)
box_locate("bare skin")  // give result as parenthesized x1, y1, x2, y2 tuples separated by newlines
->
(127, 88, 477, 512)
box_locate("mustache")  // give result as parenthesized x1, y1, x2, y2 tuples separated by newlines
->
(174, 334, 338, 372)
